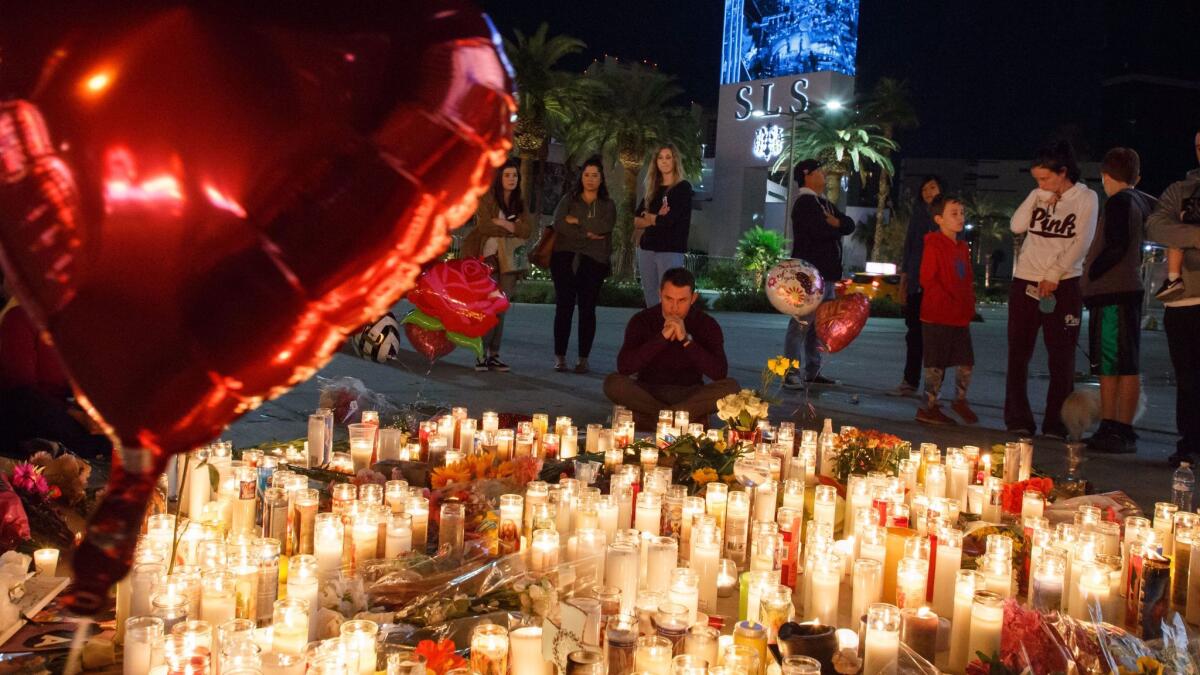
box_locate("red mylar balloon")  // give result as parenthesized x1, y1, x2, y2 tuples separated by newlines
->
(408, 258, 511, 338)
(0, 3, 513, 614)
(815, 293, 870, 353)
(404, 322, 455, 362)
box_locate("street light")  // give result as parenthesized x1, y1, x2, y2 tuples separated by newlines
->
(825, 99, 844, 111)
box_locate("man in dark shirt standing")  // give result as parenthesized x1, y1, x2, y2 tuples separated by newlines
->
(783, 159, 855, 389)
(604, 268, 740, 429)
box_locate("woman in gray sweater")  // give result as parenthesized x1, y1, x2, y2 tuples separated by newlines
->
(550, 156, 616, 373)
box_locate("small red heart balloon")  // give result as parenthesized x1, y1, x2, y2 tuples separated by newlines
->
(0, 2, 512, 613)
(404, 322, 454, 362)
(815, 293, 870, 353)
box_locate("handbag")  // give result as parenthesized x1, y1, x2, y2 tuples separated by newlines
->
(529, 225, 556, 269)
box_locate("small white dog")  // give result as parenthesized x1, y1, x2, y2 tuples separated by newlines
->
(1060, 382, 1146, 441)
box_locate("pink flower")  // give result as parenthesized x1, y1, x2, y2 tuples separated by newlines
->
(11, 463, 49, 498)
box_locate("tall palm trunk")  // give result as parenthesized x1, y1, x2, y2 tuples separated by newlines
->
(616, 165, 639, 279)
(824, 171, 844, 205)
(518, 150, 537, 212)
(872, 169, 891, 261)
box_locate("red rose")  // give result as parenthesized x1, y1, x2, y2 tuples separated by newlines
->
(408, 259, 510, 338)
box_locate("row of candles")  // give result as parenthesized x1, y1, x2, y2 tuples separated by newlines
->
(131, 403, 1181, 675)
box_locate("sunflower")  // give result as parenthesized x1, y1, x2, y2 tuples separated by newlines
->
(431, 462, 471, 488)
(469, 452, 498, 480)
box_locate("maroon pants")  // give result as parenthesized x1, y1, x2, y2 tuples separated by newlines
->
(1005, 277, 1083, 434)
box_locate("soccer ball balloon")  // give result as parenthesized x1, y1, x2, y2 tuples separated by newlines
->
(355, 313, 403, 363)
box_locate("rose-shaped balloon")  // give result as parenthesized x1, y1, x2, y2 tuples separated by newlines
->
(815, 293, 870, 353)
(407, 258, 511, 338)
(0, 3, 512, 614)
(766, 259, 825, 317)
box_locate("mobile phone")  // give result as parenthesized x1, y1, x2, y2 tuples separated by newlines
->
(1025, 284, 1041, 301)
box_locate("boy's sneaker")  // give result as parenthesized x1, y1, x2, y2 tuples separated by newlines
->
(474, 358, 489, 372)
(486, 355, 510, 372)
(951, 400, 979, 424)
(1156, 277, 1186, 302)
(888, 382, 919, 398)
(783, 373, 805, 390)
(805, 374, 838, 385)
(916, 405, 957, 426)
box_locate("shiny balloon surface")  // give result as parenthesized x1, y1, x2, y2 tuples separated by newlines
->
(0, 2, 513, 613)
(765, 259, 825, 317)
(815, 293, 870, 353)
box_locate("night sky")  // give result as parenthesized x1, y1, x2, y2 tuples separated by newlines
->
(481, 0, 1195, 170)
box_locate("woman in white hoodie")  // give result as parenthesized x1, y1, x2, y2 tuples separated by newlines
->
(1005, 141, 1098, 438)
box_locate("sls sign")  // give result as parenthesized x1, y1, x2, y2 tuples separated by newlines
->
(734, 79, 809, 121)
(752, 125, 785, 161)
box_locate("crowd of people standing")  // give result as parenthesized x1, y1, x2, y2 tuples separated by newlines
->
(452, 131, 1200, 467)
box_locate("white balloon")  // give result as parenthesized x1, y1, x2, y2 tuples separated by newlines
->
(765, 259, 825, 317)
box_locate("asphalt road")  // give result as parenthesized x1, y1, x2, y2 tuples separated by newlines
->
(226, 302, 1181, 511)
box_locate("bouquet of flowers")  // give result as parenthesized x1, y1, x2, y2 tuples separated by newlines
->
(627, 434, 752, 494)
(715, 390, 769, 434)
(827, 428, 911, 486)
(716, 356, 795, 442)
(1000, 477, 1054, 515)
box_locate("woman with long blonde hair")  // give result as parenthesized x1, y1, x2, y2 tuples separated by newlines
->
(633, 144, 693, 306)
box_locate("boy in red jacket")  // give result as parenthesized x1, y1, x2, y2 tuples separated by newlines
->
(916, 195, 978, 425)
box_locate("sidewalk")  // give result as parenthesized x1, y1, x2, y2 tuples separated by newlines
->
(226, 302, 1179, 511)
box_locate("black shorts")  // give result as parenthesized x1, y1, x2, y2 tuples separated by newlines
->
(922, 323, 974, 368)
(1088, 301, 1141, 376)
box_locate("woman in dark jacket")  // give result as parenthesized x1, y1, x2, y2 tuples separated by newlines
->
(892, 175, 944, 397)
(550, 156, 616, 373)
(634, 144, 693, 306)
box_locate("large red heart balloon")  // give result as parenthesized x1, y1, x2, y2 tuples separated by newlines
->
(0, 3, 512, 613)
(404, 322, 455, 362)
(815, 293, 870, 353)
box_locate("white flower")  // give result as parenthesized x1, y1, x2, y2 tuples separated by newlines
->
(316, 608, 346, 639)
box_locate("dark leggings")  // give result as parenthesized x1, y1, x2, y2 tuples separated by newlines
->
(550, 251, 609, 358)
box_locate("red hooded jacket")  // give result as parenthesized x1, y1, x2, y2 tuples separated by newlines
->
(919, 231, 975, 327)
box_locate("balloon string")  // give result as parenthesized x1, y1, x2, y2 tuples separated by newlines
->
(62, 618, 92, 675)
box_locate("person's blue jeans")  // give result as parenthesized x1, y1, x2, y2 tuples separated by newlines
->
(637, 249, 686, 306)
(784, 282, 837, 378)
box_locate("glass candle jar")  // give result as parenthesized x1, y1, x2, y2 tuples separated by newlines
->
(469, 624, 509, 675)
(340, 619, 379, 675)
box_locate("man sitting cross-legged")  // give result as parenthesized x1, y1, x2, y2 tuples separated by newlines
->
(603, 267, 739, 429)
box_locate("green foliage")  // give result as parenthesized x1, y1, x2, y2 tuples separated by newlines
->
(735, 226, 786, 288)
(712, 289, 773, 313)
(869, 296, 904, 318)
(503, 23, 586, 139)
(509, 279, 645, 308)
(696, 260, 749, 293)
(773, 111, 898, 183)
(597, 282, 646, 308)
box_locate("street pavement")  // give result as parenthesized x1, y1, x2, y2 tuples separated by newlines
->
(226, 301, 1181, 511)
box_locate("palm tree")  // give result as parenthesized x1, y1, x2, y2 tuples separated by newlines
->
(772, 110, 897, 206)
(503, 23, 585, 213)
(563, 57, 702, 277)
(961, 192, 1012, 286)
(863, 78, 918, 261)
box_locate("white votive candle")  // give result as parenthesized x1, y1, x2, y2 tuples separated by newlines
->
(948, 571, 982, 674)
(969, 590, 1004, 664)
(863, 603, 901, 675)
(33, 549, 58, 577)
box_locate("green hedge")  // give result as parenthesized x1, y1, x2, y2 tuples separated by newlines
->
(510, 279, 644, 308)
